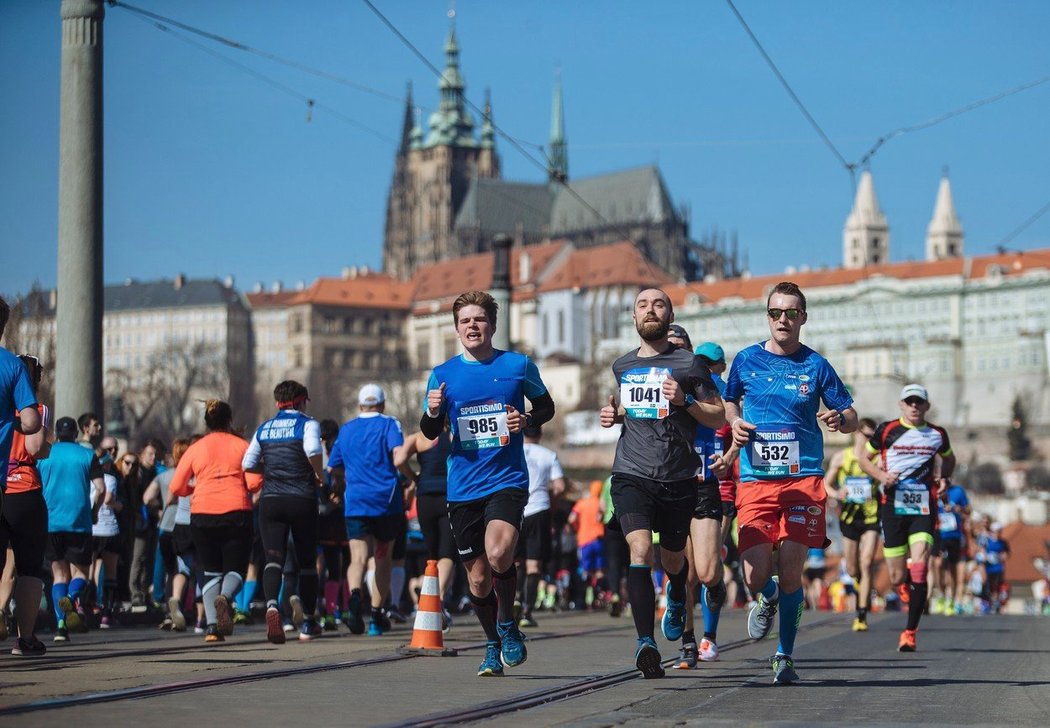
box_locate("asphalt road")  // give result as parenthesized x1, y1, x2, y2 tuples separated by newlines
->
(1, 608, 1047, 727)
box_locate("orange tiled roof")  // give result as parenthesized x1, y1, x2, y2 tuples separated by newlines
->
(535, 241, 674, 293)
(288, 274, 414, 310)
(667, 248, 1050, 306)
(1000, 521, 1050, 585)
(409, 241, 569, 313)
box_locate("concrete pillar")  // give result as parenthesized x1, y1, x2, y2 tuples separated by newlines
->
(56, 0, 105, 421)
(491, 234, 512, 351)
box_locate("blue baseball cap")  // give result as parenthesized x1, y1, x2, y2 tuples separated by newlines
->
(694, 342, 725, 363)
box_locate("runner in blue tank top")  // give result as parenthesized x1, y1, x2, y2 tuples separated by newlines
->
(420, 291, 555, 677)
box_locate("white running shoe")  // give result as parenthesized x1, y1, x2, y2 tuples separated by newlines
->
(699, 637, 720, 662)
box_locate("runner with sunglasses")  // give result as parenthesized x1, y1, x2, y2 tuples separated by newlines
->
(724, 281, 858, 684)
(854, 384, 954, 652)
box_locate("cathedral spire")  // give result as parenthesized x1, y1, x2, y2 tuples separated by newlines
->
(926, 172, 964, 261)
(548, 71, 568, 182)
(398, 82, 414, 155)
(425, 23, 476, 147)
(843, 170, 890, 268)
(481, 87, 495, 149)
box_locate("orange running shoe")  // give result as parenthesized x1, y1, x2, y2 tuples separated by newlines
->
(898, 629, 917, 652)
(897, 583, 910, 605)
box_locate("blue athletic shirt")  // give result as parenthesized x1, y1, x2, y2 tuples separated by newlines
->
(39, 441, 103, 532)
(978, 534, 1009, 575)
(937, 484, 970, 540)
(328, 412, 405, 518)
(0, 349, 37, 484)
(724, 342, 853, 482)
(692, 374, 727, 481)
(424, 350, 547, 503)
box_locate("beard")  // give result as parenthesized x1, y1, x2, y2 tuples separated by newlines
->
(636, 317, 670, 342)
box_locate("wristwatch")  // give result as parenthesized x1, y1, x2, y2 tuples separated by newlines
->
(683, 394, 696, 408)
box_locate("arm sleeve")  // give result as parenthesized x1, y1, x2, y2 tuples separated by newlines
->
(241, 431, 262, 470)
(724, 353, 744, 403)
(818, 358, 854, 412)
(303, 419, 323, 458)
(527, 391, 556, 428)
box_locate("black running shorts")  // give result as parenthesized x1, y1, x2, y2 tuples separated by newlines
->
(516, 508, 552, 563)
(447, 487, 527, 562)
(610, 473, 695, 553)
(46, 531, 93, 566)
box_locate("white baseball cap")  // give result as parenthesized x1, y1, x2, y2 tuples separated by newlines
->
(900, 384, 929, 402)
(358, 383, 385, 406)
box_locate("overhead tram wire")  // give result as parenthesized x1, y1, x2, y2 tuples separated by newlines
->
(123, 13, 396, 145)
(108, 0, 405, 105)
(998, 197, 1050, 248)
(361, 0, 645, 249)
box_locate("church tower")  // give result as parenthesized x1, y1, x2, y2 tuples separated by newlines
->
(382, 26, 501, 279)
(925, 174, 964, 261)
(843, 170, 890, 269)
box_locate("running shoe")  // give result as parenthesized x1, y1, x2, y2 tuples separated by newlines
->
(345, 595, 365, 635)
(58, 597, 85, 633)
(497, 620, 528, 667)
(898, 628, 917, 652)
(387, 607, 407, 624)
(283, 620, 295, 634)
(204, 624, 225, 643)
(852, 617, 869, 632)
(322, 614, 337, 632)
(661, 592, 686, 642)
(373, 609, 392, 633)
(233, 610, 250, 626)
(99, 613, 111, 629)
(634, 636, 665, 679)
(367, 617, 385, 637)
(195, 617, 206, 635)
(214, 594, 234, 636)
(289, 595, 305, 628)
(12, 635, 47, 657)
(704, 579, 728, 613)
(477, 641, 504, 677)
(266, 606, 286, 644)
(441, 608, 453, 634)
(518, 614, 538, 629)
(609, 595, 622, 618)
(747, 579, 779, 641)
(168, 597, 187, 632)
(673, 641, 698, 669)
(699, 637, 720, 662)
(53, 622, 69, 643)
(771, 653, 799, 685)
(299, 618, 323, 641)
(159, 617, 174, 631)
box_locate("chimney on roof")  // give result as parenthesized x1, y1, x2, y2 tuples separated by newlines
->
(252, 282, 263, 294)
(174, 273, 186, 290)
(360, 265, 370, 275)
(296, 280, 305, 291)
(223, 275, 234, 289)
(491, 234, 512, 351)
(519, 251, 531, 283)
(342, 266, 357, 280)
(271, 281, 283, 293)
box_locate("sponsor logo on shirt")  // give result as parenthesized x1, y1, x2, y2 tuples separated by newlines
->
(788, 515, 806, 525)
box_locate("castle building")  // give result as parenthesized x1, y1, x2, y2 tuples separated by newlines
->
(382, 27, 738, 283)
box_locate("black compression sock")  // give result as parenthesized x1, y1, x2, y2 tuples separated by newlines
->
(491, 565, 517, 623)
(681, 630, 695, 646)
(627, 565, 655, 640)
(469, 590, 501, 643)
(666, 564, 688, 604)
(907, 583, 927, 631)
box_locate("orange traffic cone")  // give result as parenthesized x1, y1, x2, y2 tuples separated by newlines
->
(398, 560, 457, 657)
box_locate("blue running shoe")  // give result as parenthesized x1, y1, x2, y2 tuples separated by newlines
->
(477, 641, 504, 677)
(635, 636, 665, 679)
(367, 618, 384, 637)
(496, 620, 528, 667)
(661, 592, 686, 642)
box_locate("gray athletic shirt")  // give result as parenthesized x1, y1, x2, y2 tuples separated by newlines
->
(611, 346, 719, 482)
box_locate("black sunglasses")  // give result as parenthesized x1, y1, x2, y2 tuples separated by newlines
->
(903, 397, 927, 406)
(767, 308, 802, 321)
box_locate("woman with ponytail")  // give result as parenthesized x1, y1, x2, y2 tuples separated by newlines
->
(170, 400, 261, 642)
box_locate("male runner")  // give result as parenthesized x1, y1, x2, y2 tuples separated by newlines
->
(824, 417, 881, 631)
(600, 288, 724, 678)
(243, 380, 325, 643)
(517, 424, 565, 627)
(933, 479, 971, 615)
(724, 281, 857, 684)
(855, 383, 954, 652)
(420, 290, 555, 677)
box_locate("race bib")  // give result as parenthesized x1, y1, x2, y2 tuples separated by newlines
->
(844, 476, 871, 505)
(894, 480, 930, 516)
(939, 511, 959, 532)
(751, 427, 800, 477)
(456, 403, 510, 451)
(620, 367, 670, 420)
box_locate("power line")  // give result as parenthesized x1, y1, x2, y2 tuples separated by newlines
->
(724, 0, 853, 174)
(999, 197, 1050, 247)
(361, 0, 640, 248)
(108, 0, 406, 105)
(124, 12, 396, 144)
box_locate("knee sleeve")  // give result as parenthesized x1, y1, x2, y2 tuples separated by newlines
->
(909, 562, 928, 585)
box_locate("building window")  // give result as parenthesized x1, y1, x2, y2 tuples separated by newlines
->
(291, 314, 303, 333)
(293, 346, 303, 368)
(542, 314, 549, 347)
(416, 341, 430, 368)
(558, 311, 565, 344)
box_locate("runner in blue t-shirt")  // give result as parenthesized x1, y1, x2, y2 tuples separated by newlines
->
(933, 482, 971, 616)
(419, 290, 555, 677)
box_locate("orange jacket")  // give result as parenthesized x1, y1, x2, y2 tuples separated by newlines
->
(169, 432, 261, 515)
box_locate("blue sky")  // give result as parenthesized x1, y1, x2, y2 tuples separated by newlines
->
(2, 0, 1049, 297)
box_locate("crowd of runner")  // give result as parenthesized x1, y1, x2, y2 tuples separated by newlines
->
(0, 289, 1017, 682)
